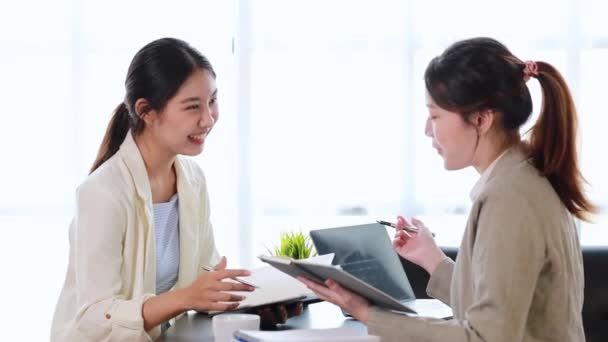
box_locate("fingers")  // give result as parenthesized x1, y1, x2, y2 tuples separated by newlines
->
(212, 280, 255, 292)
(205, 302, 240, 312)
(214, 256, 227, 271)
(393, 230, 410, 247)
(206, 291, 247, 303)
(299, 277, 341, 304)
(397, 215, 412, 229)
(325, 279, 354, 302)
(411, 217, 424, 228)
(214, 269, 252, 280)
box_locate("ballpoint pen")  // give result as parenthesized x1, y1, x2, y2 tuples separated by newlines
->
(376, 220, 436, 238)
(201, 265, 260, 288)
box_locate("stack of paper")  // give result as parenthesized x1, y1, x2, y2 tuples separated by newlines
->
(233, 327, 380, 342)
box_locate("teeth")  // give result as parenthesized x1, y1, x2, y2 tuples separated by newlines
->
(189, 134, 203, 139)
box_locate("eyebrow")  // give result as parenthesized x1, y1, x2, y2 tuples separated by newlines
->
(180, 89, 218, 104)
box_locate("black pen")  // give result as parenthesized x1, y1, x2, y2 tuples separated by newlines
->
(202, 265, 260, 288)
(376, 220, 436, 238)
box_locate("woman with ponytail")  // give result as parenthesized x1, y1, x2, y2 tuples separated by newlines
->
(51, 38, 301, 341)
(299, 37, 595, 341)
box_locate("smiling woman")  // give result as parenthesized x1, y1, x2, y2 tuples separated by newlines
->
(50, 38, 257, 341)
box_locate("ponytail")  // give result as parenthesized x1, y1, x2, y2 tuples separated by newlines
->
(90, 103, 131, 174)
(528, 62, 596, 221)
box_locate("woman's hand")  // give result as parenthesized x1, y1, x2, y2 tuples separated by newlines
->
(250, 301, 305, 329)
(297, 277, 370, 324)
(180, 256, 255, 312)
(393, 216, 447, 274)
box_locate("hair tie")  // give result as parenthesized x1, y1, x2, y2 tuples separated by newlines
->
(523, 60, 539, 82)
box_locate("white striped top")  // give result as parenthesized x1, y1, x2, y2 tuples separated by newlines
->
(153, 194, 180, 295)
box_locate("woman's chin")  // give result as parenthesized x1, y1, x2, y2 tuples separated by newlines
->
(181, 145, 205, 156)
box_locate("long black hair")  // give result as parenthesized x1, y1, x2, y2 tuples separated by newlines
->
(90, 37, 216, 173)
(424, 37, 595, 220)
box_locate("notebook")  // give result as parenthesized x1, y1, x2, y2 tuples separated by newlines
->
(309, 223, 452, 319)
(234, 327, 380, 342)
(259, 255, 417, 313)
(198, 254, 335, 315)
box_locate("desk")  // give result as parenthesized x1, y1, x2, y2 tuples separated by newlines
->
(159, 302, 367, 341)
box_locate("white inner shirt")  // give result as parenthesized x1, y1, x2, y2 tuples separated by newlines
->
(153, 193, 180, 295)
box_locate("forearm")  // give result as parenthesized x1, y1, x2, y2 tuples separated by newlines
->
(426, 258, 454, 305)
(142, 288, 188, 331)
(421, 250, 449, 275)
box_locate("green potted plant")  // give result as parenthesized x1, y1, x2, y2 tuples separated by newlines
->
(267, 230, 317, 260)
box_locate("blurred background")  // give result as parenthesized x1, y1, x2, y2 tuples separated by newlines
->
(1, 0, 606, 339)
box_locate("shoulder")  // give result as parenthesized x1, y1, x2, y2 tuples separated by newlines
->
(473, 158, 568, 240)
(481, 158, 561, 211)
(76, 154, 132, 207)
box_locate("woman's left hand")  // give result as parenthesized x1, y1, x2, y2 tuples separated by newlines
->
(298, 277, 370, 324)
(251, 301, 305, 328)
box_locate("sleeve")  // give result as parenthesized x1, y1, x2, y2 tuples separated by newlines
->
(197, 171, 221, 272)
(426, 257, 455, 305)
(368, 189, 546, 342)
(71, 183, 158, 341)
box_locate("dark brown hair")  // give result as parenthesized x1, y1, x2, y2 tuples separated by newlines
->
(424, 37, 595, 221)
(90, 37, 216, 173)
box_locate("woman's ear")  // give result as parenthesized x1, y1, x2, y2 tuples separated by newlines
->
(472, 109, 495, 135)
(134, 98, 156, 125)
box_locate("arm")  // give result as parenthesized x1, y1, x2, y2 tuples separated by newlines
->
(368, 190, 546, 341)
(72, 184, 158, 341)
(141, 289, 188, 331)
(426, 257, 455, 305)
(393, 216, 452, 304)
(196, 175, 304, 326)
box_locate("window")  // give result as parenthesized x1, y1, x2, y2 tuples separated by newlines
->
(242, 0, 608, 260)
(2, 2, 607, 340)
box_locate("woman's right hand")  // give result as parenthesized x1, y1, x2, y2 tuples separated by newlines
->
(181, 256, 255, 312)
(392, 216, 447, 275)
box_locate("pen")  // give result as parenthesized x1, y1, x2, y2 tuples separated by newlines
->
(201, 265, 260, 288)
(376, 220, 436, 238)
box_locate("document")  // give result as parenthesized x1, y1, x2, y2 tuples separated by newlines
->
(199, 254, 335, 315)
(258, 255, 417, 314)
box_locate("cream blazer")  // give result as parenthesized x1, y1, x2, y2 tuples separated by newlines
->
(368, 146, 585, 341)
(51, 132, 220, 341)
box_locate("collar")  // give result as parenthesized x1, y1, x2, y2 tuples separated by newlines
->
(469, 146, 522, 202)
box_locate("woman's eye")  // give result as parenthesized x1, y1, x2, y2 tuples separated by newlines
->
(186, 104, 199, 111)
(209, 97, 217, 105)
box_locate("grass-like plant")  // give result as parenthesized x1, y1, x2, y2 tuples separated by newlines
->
(267, 230, 317, 260)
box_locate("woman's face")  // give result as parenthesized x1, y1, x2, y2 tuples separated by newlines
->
(147, 68, 218, 157)
(425, 93, 479, 170)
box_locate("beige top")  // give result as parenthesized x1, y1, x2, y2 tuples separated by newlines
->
(368, 146, 585, 342)
(50, 132, 220, 341)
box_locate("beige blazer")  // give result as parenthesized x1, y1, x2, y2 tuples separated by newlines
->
(51, 132, 220, 341)
(368, 146, 585, 341)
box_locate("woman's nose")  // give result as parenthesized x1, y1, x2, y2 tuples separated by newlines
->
(424, 117, 433, 137)
(199, 106, 215, 128)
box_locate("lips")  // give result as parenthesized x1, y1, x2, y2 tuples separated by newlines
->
(188, 132, 207, 144)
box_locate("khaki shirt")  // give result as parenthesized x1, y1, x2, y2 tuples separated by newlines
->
(51, 132, 220, 341)
(368, 146, 585, 341)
